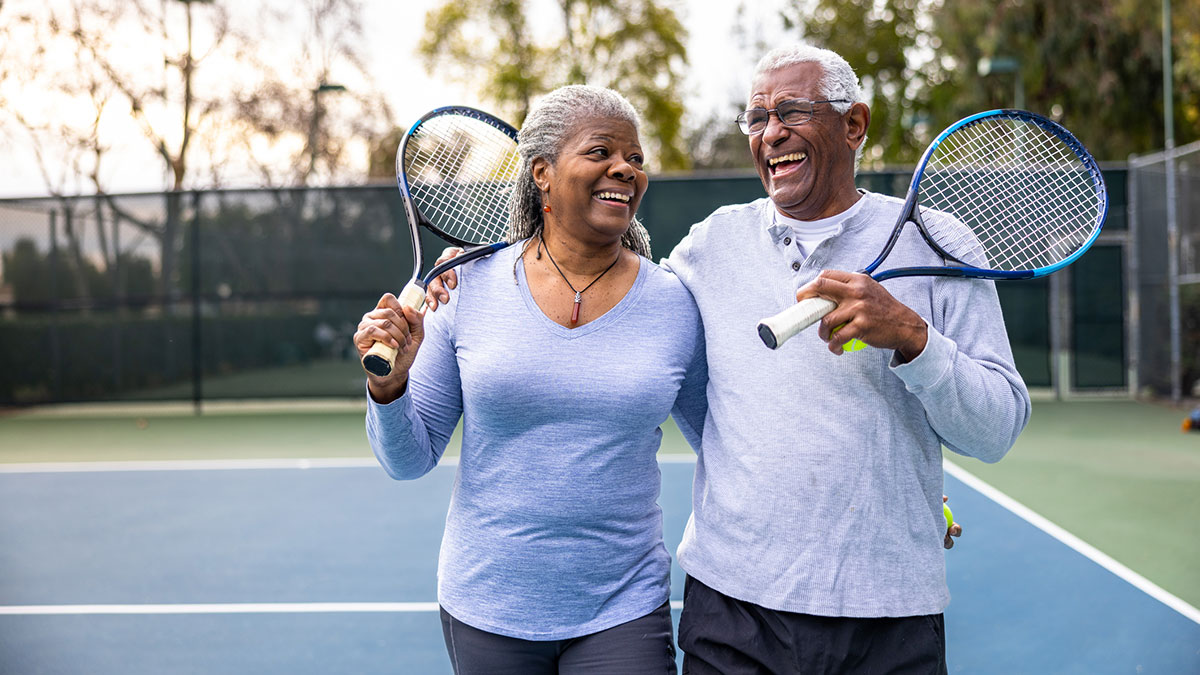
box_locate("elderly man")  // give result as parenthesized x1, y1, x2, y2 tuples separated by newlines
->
(664, 44, 1030, 673)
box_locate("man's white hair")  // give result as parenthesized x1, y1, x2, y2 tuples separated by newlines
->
(751, 44, 864, 113)
(751, 43, 867, 167)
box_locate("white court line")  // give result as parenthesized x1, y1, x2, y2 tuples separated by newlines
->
(9, 456, 1190, 624)
(0, 457, 382, 473)
(943, 459, 1200, 625)
(0, 602, 440, 615)
(0, 601, 686, 616)
(0, 454, 698, 474)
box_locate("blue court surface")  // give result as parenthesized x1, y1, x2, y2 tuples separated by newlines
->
(1, 458, 1197, 674)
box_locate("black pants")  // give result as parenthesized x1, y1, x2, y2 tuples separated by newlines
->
(678, 576, 947, 675)
(439, 601, 676, 675)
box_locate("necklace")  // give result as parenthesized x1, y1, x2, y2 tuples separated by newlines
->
(539, 235, 621, 327)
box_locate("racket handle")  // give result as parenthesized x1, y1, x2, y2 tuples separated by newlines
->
(756, 297, 837, 350)
(361, 282, 428, 377)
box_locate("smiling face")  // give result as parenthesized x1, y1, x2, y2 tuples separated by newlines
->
(748, 61, 868, 221)
(533, 116, 648, 245)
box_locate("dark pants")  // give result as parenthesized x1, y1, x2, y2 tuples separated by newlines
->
(678, 576, 947, 675)
(439, 601, 676, 675)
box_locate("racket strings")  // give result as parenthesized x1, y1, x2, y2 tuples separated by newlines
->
(923, 123, 1097, 270)
(918, 117, 1102, 272)
(405, 115, 520, 244)
(410, 121, 514, 240)
(926, 129, 1091, 269)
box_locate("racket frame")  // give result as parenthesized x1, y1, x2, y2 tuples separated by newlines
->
(362, 106, 519, 377)
(757, 109, 1108, 349)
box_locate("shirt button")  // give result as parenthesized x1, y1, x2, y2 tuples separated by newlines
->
(784, 237, 791, 245)
(792, 261, 801, 271)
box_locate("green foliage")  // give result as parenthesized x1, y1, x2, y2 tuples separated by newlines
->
(418, 0, 690, 171)
(782, 0, 1200, 164)
(685, 107, 757, 171)
(2, 237, 155, 304)
(0, 311, 346, 404)
(783, 0, 926, 165)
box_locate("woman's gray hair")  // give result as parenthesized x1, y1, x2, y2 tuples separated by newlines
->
(752, 44, 868, 167)
(507, 84, 652, 258)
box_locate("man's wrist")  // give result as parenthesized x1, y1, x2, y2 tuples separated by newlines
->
(895, 321, 929, 364)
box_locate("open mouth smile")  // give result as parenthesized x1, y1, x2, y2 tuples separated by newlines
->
(767, 151, 808, 175)
(594, 191, 632, 205)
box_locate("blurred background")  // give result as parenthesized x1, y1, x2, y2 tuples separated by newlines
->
(0, 0, 1196, 407)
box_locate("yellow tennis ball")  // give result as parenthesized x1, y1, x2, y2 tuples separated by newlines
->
(831, 323, 866, 352)
(943, 503, 954, 531)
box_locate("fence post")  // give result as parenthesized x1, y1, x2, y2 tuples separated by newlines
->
(1126, 156, 1140, 397)
(190, 191, 203, 415)
(49, 208, 62, 402)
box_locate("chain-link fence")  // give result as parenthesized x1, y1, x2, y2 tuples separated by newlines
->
(1129, 140, 1200, 399)
(0, 170, 1132, 407)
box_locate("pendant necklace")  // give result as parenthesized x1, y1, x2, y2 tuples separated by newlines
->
(539, 234, 621, 327)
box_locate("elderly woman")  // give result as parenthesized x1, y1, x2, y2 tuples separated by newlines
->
(353, 85, 706, 674)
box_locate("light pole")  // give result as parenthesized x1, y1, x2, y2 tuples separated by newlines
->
(1163, 0, 1180, 402)
(307, 82, 347, 182)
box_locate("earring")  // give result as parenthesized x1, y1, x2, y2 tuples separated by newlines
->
(543, 205, 551, 213)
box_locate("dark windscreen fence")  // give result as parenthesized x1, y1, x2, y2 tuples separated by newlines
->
(1128, 143, 1200, 399)
(0, 170, 1131, 407)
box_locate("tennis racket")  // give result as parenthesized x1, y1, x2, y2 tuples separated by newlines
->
(756, 109, 1107, 350)
(361, 106, 520, 377)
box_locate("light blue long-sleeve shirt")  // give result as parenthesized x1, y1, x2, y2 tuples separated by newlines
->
(367, 242, 707, 640)
(664, 193, 1030, 617)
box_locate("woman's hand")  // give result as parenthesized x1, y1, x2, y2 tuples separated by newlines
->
(354, 293, 425, 404)
(425, 247, 465, 311)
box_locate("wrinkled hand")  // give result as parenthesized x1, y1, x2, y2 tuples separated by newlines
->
(943, 495, 963, 550)
(795, 270, 928, 362)
(353, 293, 425, 403)
(425, 246, 465, 311)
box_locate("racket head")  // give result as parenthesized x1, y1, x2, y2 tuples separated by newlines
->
(397, 106, 521, 249)
(905, 109, 1107, 278)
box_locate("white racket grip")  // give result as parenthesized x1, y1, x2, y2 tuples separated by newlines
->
(361, 281, 427, 377)
(756, 297, 837, 350)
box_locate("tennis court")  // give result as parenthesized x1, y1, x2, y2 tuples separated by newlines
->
(1, 397, 1197, 674)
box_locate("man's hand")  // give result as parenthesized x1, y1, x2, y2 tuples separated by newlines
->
(353, 293, 425, 404)
(943, 495, 963, 550)
(795, 270, 928, 362)
(425, 247, 465, 311)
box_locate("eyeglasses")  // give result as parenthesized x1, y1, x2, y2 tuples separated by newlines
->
(735, 99, 852, 135)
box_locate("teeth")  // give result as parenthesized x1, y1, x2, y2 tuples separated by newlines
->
(596, 192, 630, 203)
(768, 152, 807, 167)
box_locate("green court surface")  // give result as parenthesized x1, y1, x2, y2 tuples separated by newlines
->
(943, 398, 1200, 610)
(2, 397, 1196, 611)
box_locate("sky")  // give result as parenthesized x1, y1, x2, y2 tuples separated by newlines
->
(0, 0, 791, 198)
(365, 0, 791, 136)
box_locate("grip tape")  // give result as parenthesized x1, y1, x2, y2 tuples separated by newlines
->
(361, 282, 427, 377)
(756, 297, 836, 350)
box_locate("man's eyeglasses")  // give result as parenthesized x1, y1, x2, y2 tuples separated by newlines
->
(735, 99, 852, 135)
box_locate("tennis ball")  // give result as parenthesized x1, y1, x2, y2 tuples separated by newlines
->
(831, 323, 866, 352)
(843, 338, 866, 352)
(943, 503, 954, 531)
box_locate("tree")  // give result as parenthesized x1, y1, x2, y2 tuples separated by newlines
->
(782, 0, 928, 166)
(418, 0, 691, 171)
(780, 0, 1200, 164)
(223, 0, 394, 188)
(0, 0, 395, 298)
